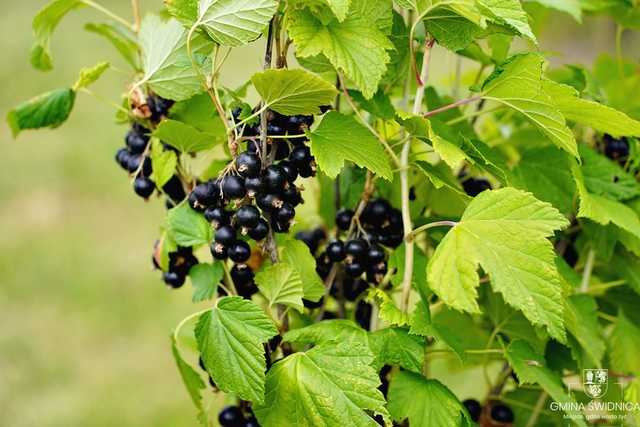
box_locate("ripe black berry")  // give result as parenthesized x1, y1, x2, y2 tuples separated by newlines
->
(192, 182, 218, 207)
(287, 115, 313, 133)
(274, 140, 291, 160)
(244, 417, 259, 427)
(133, 176, 155, 199)
(463, 178, 492, 197)
(490, 404, 514, 423)
(126, 129, 149, 154)
(604, 135, 630, 160)
(221, 176, 247, 200)
(267, 122, 285, 136)
(355, 301, 373, 329)
(163, 175, 186, 203)
(264, 165, 287, 193)
(231, 264, 254, 286)
(235, 205, 261, 229)
(245, 177, 266, 198)
(228, 240, 251, 263)
(282, 186, 303, 206)
(290, 145, 313, 169)
(236, 152, 262, 178)
(297, 163, 316, 178)
(367, 245, 386, 264)
(116, 148, 131, 171)
(315, 253, 332, 279)
(463, 399, 482, 422)
(345, 239, 368, 260)
(344, 278, 369, 301)
(163, 271, 185, 288)
(273, 203, 295, 224)
(147, 95, 173, 121)
(303, 297, 324, 309)
(218, 406, 245, 427)
(205, 207, 231, 229)
(188, 191, 205, 211)
(326, 240, 346, 262)
(215, 225, 237, 246)
(362, 199, 392, 229)
(248, 218, 269, 241)
(345, 262, 365, 278)
(279, 159, 299, 183)
(210, 242, 228, 260)
(256, 192, 283, 212)
(336, 209, 354, 231)
(367, 262, 388, 284)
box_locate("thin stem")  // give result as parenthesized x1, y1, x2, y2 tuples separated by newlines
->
(615, 24, 624, 78)
(525, 392, 548, 427)
(131, 0, 141, 33)
(81, 0, 135, 31)
(587, 279, 626, 295)
(222, 262, 238, 296)
(173, 308, 211, 342)
(423, 95, 482, 118)
(80, 88, 131, 115)
(407, 220, 457, 242)
(446, 105, 504, 126)
(597, 311, 617, 323)
(580, 248, 595, 293)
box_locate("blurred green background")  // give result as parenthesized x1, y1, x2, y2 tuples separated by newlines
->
(0, 1, 638, 426)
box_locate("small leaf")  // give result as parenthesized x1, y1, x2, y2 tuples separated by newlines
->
(189, 262, 223, 303)
(369, 328, 425, 373)
(195, 297, 278, 403)
(7, 88, 76, 138)
(477, 0, 537, 42)
(153, 119, 219, 153)
(166, 203, 212, 247)
(308, 112, 393, 180)
(251, 69, 337, 115)
(528, 0, 582, 21)
(150, 140, 178, 188)
(579, 144, 640, 201)
(414, 160, 470, 200)
(84, 22, 139, 69)
(255, 263, 305, 312)
(367, 288, 410, 327)
(165, 0, 198, 25)
(171, 336, 208, 424)
(281, 239, 325, 302)
(31, 0, 84, 70)
(73, 62, 110, 91)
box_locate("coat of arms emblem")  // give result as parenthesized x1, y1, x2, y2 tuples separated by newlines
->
(583, 369, 608, 399)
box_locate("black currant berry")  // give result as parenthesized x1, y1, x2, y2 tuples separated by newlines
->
(264, 165, 287, 193)
(228, 240, 251, 263)
(336, 209, 354, 231)
(248, 218, 269, 241)
(326, 240, 346, 262)
(279, 159, 299, 183)
(312, 228, 327, 243)
(463, 399, 482, 422)
(490, 404, 514, 423)
(303, 297, 324, 309)
(147, 95, 173, 121)
(236, 152, 262, 178)
(125, 128, 149, 154)
(163, 175, 186, 203)
(221, 175, 247, 200)
(267, 122, 285, 136)
(367, 262, 388, 284)
(345, 262, 365, 278)
(282, 186, 303, 206)
(297, 163, 316, 178)
(133, 176, 155, 199)
(367, 245, 386, 264)
(245, 176, 265, 198)
(274, 140, 291, 160)
(355, 301, 373, 330)
(289, 145, 313, 170)
(256, 192, 283, 212)
(215, 225, 237, 246)
(273, 203, 295, 224)
(604, 136, 630, 160)
(231, 264, 254, 286)
(271, 217, 291, 233)
(345, 239, 368, 261)
(163, 271, 185, 288)
(192, 182, 218, 207)
(287, 115, 313, 133)
(463, 178, 492, 197)
(244, 417, 259, 427)
(218, 406, 245, 427)
(115, 148, 131, 171)
(188, 192, 205, 212)
(362, 199, 392, 229)
(235, 205, 261, 229)
(344, 278, 369, 301)
(210, 242, 228, 260)
(205, 207, 231, 229)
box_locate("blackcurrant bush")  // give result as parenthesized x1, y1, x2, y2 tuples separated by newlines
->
(604, 136, 629, 160)
(125, 129, 149, 154)
(218, 406, 245, 427)
(290, 145, 313, 170)
(279, 159, 299, 183)
(235, 205, 261, 229)
(236, 152, 262, 178)
(355, 301, 372, 329)
(463, 399, 482, 422)
(490, 404, 514, 423)
(192, 181, 218, 207)
(463, 178, 492, 197)
(245, 176, 266, 198)
(336, 209, 354, 231)
(205, 207, 231, 229)
(367, 245, 386, 265)
(248, 218, 269, 241)
(228, 240, 251, 263)
(115, 148, 131, 171)
(134, 176, 155, 199)
(345, 262, 365, 278)
(345, 239, 368, 261)
(264, 165, 287, 193)
(326, 240, 346, 262)
(221, 175, 247, 200)
(215, 225, 237, 246)
(256, 192, 283, 212)
(163, 271, 185, 288)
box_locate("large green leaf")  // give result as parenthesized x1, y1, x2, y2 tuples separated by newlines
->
(505, 340, 588, 427)
(31, 0, 84, 70)
(477, 0, 536, 41)
(564, 295, 605, 368)
(427, 188, 569, 341)
(281, 240, 325, 302)
(308, 112, 393, 180)
(284, 319, 369, 348)
(251, 69, 338, 115)
(482, 53, 578, 157)
(424, 13, 482, 51)
(610, 311, 640, 374)
(369, 328, 425, 373)
(388, 371, 466, 427)
(7, 88, 76, 138)
(287, 0, 394, 98)
(529, 0, 582, 21)
(195, 297, 278, 403)
(84, 22, 139, 69)
(166, 204, 212, 247)
(153, 119, 219, 153)
(579, 144, 640, 201)
(165, 0, 198, 25)
(255, 263, 305, 312)
(137, 15, 212, 101)
(195, 0, 277, 47)
(254, 342, 389, 426)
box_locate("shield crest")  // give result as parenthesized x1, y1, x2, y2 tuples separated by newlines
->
(583, 369, 608, 399)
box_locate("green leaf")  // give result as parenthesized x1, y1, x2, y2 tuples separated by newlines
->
(482, 53, 578, 157)
(543, 79, 640, 138)
(505, 340, 588, 427)
(169, 93, 226, 135)
(166, 203, 212, 247)
(138, 15, 212, 101)
(609, 248, 640, 295)
(611, 311, 640, 374)
(427, 188, 569, 341)
(255, 263, 305, 312)
(165, 0, 198, 25)
(320, 0, 352, 21)
(7, 88, 76, 138)
(284, 319, 369, 348)
(369, 328, 425, 373)
(194, 0, 277, 47)
(171, 336, 207, 424)
(281, 239, 325, 302)
(528, 0, 582, 21)
(564, 295, 605, 368)
(388, 371, 465, 427)
(477, 0, 536, 42)
(153, 119, 218, 153)
(287, 0, 394, 98)
(414, 160, 471, 200)
(424, 14, 482, 52)
(195, 297, 278, 403)
(150, 140, 178, 188)
(367, 289, 410, 327)
(349, 89, 396, 120)
(31, 0, 84, 71)
(251, 69, 337, 115)
(254, 342, 389, 426)
(73, 61, 110, 91)
(308, 112, 393, 180)
(579, 144, 640, 201)
(189, 262, 223, 303)
(84, 22, 139, 69)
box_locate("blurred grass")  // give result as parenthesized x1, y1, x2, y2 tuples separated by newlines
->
(0, 1, 637, 426)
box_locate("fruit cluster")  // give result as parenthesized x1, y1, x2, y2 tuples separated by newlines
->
(463, 399, 514, 425)
(152, 244, 199, 288)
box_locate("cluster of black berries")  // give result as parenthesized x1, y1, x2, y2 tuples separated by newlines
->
(603, 134, 630, 162)
(114, 94, 175, 200)
(152, 244, 199, 288)
(463, 399, 514, 424)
